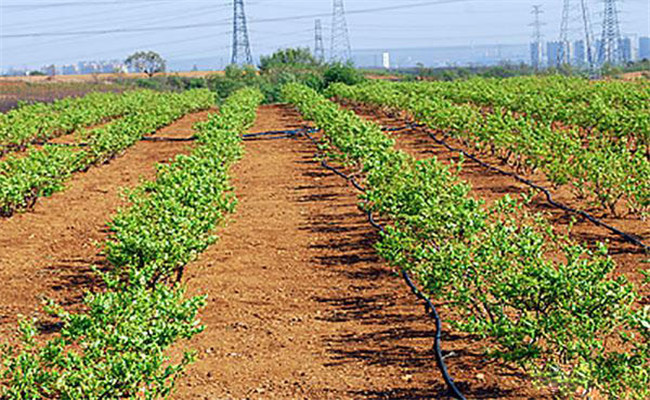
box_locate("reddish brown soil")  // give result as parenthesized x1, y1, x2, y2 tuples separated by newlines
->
(0, 110, 212, 341)
(341, 101, 649, 298)
(0, 71, 223, 85)
(0, 118, 122, 163)
(0, 81, 128, 112)
(170, 105, 547, 399)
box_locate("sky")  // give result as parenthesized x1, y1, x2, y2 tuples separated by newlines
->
(1, 0, 648, 71)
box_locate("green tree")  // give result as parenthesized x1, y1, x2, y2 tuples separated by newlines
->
(323, 62, 365, 87)
(259, 47, 319, 72)
(125, 51, 166, 78)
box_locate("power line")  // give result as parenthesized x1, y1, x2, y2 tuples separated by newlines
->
(3, 6, 225, 53)
(1, 0, 472, 39)
(1, 21, 226, 39)
(4, 30, 231, 67)
(1, 1, 177, 10)
(2, 2, 228, 31)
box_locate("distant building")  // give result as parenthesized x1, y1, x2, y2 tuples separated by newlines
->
(78, 61, 98, 74)
(382, 52, 390, 69)
(639, 37, 650, 60)
(61, 64, 78, 75)
(530, 42, 543, 69)
(547, 41, 570, 67)
(4, 68, 29, 76)
(573, 40, 586, 66)
(619, 37, 633, 63)
(41, 65, 56, 76)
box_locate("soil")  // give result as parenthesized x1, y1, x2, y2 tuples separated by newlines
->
(0, 110, 212, 341)
(0, 103, 579, 398)
(0, 117, 122, 163)
(169, 105, 548, 399)
(340, 101, 649, 299)
(0, 71, 223, 85)
(0, 81, 127, 112)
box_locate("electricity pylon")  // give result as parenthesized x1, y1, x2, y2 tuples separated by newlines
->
(599, 0, 623, 65)
(231, 0, 253, 66)
(555, 0, 595, 68)
(314, 19, 325, 62)
(330, 0, 352, 62)
(558, 0, 572, 65)
(530, 5, 545, 69)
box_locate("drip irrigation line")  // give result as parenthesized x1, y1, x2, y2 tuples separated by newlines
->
(301, 129, 467, 400)
(141, 136, 197, 142)
(241, 128, 319, 141)
(0, 128, 316, 158)
(40, 142, 90, 147)
(381, 125, 411, 133)
(242, 135, 296, 142)
(383, 122, 649, 252)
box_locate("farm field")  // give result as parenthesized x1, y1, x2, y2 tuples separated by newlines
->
(332, 88, 650, 293)
(0, 81, 130, 113)
(0, 77, 648, 399)
(0, 70, 223, 84)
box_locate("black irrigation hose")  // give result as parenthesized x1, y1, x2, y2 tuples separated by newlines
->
(2, 129, 316, 155)
(141, 136, 197, 142)
(138, 128, 319, 142)
(242, 135, 296, 141)
(381, 125, 411, 133)
(384, 122, 650, 253)
(40, 142, 90, 147)
(301, 130, 467, 400)
(242, 127, 318, 138)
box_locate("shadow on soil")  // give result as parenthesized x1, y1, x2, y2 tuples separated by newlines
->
(292, 138, 533, 399)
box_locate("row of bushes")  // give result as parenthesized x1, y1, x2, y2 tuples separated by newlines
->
(125, 61, 365, 103)
(0, 88, 263, 398)
(282, 83, 648, 399)
(327, 81, 650, 218)
(0, 89, 215, 217)
(0, 89, 153, 149)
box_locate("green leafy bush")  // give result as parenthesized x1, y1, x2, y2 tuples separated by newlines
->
(0, 88, 263, 398)
(0, 89, 215, 216)
(327, 80, 650, 217)
(323, 62, 366, 87)
(283, 83, 646, 398)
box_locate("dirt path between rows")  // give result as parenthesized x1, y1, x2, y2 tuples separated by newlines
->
(0, 110, 213, 341)
(171, 105, 546, 399)
(341, 102, 649, 297)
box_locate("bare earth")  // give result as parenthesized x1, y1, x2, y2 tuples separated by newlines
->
(0, 104, 549, 398)
(0, 110, 212, 341)
(170, 105, 546, 399)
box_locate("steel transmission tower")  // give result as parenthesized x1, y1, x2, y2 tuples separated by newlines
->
(599, 0, 623, 65)
(554, 0, 595, 68)
(330, 0, 352, 62)
(314, 19, 325, 62)
(530, 5, 545, 69)
(558, 0, 571, 65)
(231, 0, 253, 66)
(579, 0, 595, 69)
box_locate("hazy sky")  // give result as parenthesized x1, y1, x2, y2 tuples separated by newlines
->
(1, 0, 648, 70)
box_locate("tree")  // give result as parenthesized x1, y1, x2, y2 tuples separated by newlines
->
(259, 48, 319, 72)
(125, 51, 166, 77)
(323, 62, 365, 87)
